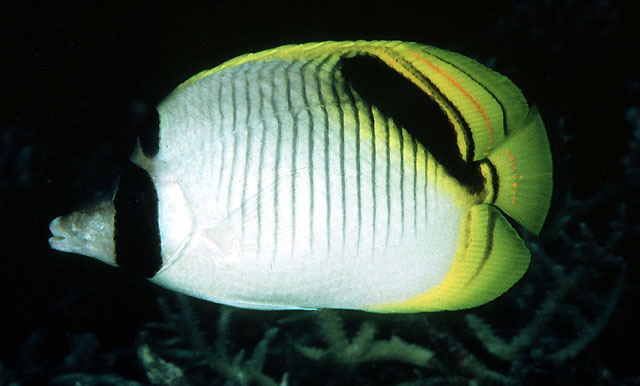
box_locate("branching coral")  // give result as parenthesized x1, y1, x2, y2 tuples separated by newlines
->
(138, 343, 188, 386)
(138, 295, 287, 386)
(429, 104, 638, 385)
(295, 310, 434, 368)
(291, 186, 630, 385)
(466, 220, 625, 366)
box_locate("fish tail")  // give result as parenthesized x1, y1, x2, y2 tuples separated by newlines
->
(481, 105, 553, 236)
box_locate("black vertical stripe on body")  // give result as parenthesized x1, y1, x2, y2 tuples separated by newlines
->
(384, 116, 392, 251)
(316, 57, 332, 255)
(367, 103, 376, 257)
(300, 60, 315, 253)
(272, 64, 282, 262)
(350, 81, 362, 253)
(113, 161, 162, 278)
(241, 66, 252, 244)
(354, 104, 362, 252)
(227, 71, 239, 216)
(285, 61, 297, 259)
(330, 65, 347, 255)
(256, 64, 268, 258)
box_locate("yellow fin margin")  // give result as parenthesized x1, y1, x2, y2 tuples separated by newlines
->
(366, 204, 530, 313)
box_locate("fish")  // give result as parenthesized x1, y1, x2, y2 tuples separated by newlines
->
(48, 41, 553, 313)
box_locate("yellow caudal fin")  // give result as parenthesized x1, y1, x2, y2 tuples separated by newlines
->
(483, 106, 553, 236)
(367, 204, 530, 313)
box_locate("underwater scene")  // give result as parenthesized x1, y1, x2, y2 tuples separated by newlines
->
(1, 0, 638, 385)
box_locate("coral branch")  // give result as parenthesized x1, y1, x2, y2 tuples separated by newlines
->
(140, 295, 287, 386)
(296, 310, 434, 368)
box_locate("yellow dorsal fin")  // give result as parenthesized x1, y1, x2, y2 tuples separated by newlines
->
(366, 204, 530, 312)
(360, 42, 530, 162)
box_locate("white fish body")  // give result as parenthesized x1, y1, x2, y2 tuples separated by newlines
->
(49, 41, 553, 313)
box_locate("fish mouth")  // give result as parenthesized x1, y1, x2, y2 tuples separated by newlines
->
(48, 235, 67, 244)
(48, 214, 90, 253)
(48, 216, 77, 252)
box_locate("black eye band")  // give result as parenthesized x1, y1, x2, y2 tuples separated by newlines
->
(139, 106, 160, 158)
(113, 161, 162, 278)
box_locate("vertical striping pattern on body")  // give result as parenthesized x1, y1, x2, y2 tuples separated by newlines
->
(50, 41, 552, 312)
(270, 61, 281, 263)
(300, 59, 315, 257)
(367, 100, 377, 258)
(240, 64, 252, 244)
(320, 56, 331, 257)
(260, 56, 432, 260)
(287, 61, 298, 261)
(156, 50, 460, 307)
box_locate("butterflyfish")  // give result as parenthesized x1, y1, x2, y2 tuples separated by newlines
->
(48, 41, 553, 312)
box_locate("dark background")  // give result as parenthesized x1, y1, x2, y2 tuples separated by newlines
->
(1, 0, 638, 384)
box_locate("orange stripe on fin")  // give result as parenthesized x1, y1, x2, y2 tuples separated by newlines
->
(411, 51, 494, 150)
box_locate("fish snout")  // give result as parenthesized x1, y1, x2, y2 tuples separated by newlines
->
(48, 215, 81, 252)
(47, 200, 117, 265)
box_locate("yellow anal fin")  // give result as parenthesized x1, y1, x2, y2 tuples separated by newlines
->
(367, 204, 530, 313)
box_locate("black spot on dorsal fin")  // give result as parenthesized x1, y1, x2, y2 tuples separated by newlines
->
(113, 160, 162, 278)
(340, 54, 483, 189)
